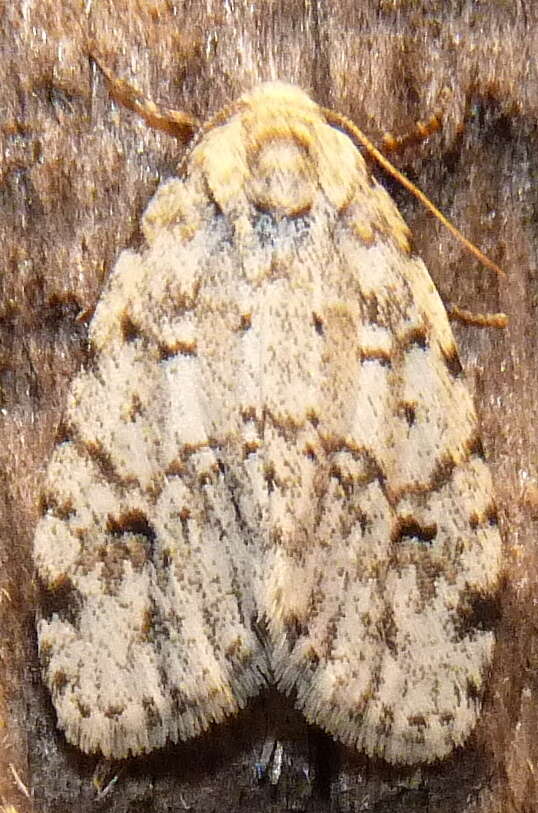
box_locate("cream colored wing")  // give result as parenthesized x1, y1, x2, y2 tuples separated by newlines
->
(258, 214, 502, 764)
(34, 221, 271, 759)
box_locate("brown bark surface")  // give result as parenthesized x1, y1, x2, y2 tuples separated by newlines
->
(1, 1, 537, 811)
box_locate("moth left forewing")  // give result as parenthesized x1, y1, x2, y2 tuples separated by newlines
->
(249, 98, 502, 764)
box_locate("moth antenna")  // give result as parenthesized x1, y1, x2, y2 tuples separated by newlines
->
(322, 107, 505, 278)
(93, 57, 200, 142)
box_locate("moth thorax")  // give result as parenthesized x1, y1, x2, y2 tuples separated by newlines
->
(246, 137, 316, 216)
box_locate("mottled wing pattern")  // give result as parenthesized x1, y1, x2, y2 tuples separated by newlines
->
(216, 85, 500, 764)
(34, 82, 501, 763)
(260, 228, 502, 764)
(34, 215, 271, 758)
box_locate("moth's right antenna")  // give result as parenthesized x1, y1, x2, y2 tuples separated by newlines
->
(93, 57, 200, 142)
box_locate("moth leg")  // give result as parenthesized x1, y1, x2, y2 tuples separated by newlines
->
(382, 110, 444, 153)
(447, 304, 508, 328)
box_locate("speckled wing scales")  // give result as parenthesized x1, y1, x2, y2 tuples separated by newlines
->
(224, 85, 500, 764)
(34, 81, 501, 763)
(34, 217, 271, 758)
(262, 237, 502, 765)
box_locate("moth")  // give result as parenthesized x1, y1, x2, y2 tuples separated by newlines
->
(34, 76, 502, 764)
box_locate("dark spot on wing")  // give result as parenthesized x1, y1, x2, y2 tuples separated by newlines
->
(391, 516, 438, 545)
(106, 509, 156, 544)
(121, 312, 142, 343)
(402, 326, 428, 351)
(312, 313, 324, 335)
(454, 590, 501, 639)
(399, 402, 416, 426)
(442, 344, 463, 378)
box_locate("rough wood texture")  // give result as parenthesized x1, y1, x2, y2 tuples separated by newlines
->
(1, 1, 536, 811)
